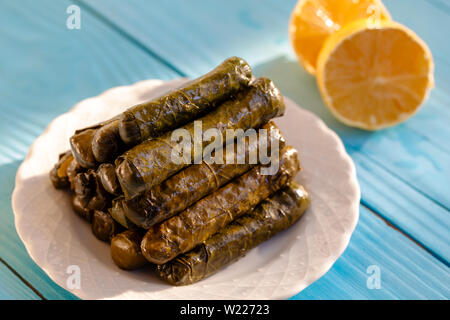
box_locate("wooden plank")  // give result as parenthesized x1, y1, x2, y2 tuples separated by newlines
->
(0, 0, 177, 299)
(291, 206, 450, 299)
(386, 0, 450, 62)
(0, 260, 41, 300)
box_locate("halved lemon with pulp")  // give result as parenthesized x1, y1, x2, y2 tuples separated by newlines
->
(316, 19, 434, 130)
(289, 0, 391, 74)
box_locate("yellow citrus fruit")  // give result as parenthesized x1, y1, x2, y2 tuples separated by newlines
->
(289, 0, 391, 74)
(316, 19, 434, 130)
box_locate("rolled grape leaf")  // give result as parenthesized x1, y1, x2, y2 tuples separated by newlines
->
(111, 230, 148, 270)
(72, 194, 92, 222)
(91, 210, 123, 242)
(156, 182, 310, 286)
(119, 56, 253, 145)
(115, 121, 285, 229)
(116, 77, 286, 199)
(66, 157, 85, 191)
(140, 146, 300, 264)
(49, 150, 73, 189)
(70, 128, 99, 169)
(109, 196, 136, 229)
(92, 119, 123, 164)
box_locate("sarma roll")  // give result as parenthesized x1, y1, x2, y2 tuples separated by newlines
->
(49, 150, 73, 189)
(66, 157, 84, 191)
(97, 163, 121, 196)
(109, 197, 136, 229)
(71, 170, 111, 221)
(156, 182, 309, 285)
(116, 77, 286, 199)
(119, 56, 253, 145)
(111, 230, 148, 270)
(92, 119, 123, 163)
(140, 146, 300, 264)
(115, 121, 285, 229)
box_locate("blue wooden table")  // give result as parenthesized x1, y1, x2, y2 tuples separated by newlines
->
(0, 0, 448, 300)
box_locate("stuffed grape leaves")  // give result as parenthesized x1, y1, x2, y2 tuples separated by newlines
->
(116, 77, 286, 199)
(156, 182, 309, 285)
(72, 194, 92, 222)
(92, 120, 123, 163)
(140, 146, 300, 264)
(110, 197, 136, 229)
(119, 56, 253, 145)
(116, 121, 285, 229)
(71, 170, 111, 221)
(70, 128, 98, 169)
(49, 150, 73, 189)
(47, 56, 312, 284)
(91, 210, 122, 242)
(111, 230, 148, 270)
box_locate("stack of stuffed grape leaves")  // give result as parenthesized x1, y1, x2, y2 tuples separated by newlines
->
(49, 56, 310, 286)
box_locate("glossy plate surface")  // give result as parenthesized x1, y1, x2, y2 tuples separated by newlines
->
(12, 79, 360, 299)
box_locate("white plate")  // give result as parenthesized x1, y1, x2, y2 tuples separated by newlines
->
(12, 79, 360, 300)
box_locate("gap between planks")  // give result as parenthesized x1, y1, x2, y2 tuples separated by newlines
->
(348, 143, 450, 213)
(360, 201, 449, 268)
(0, 257, 46, 300)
